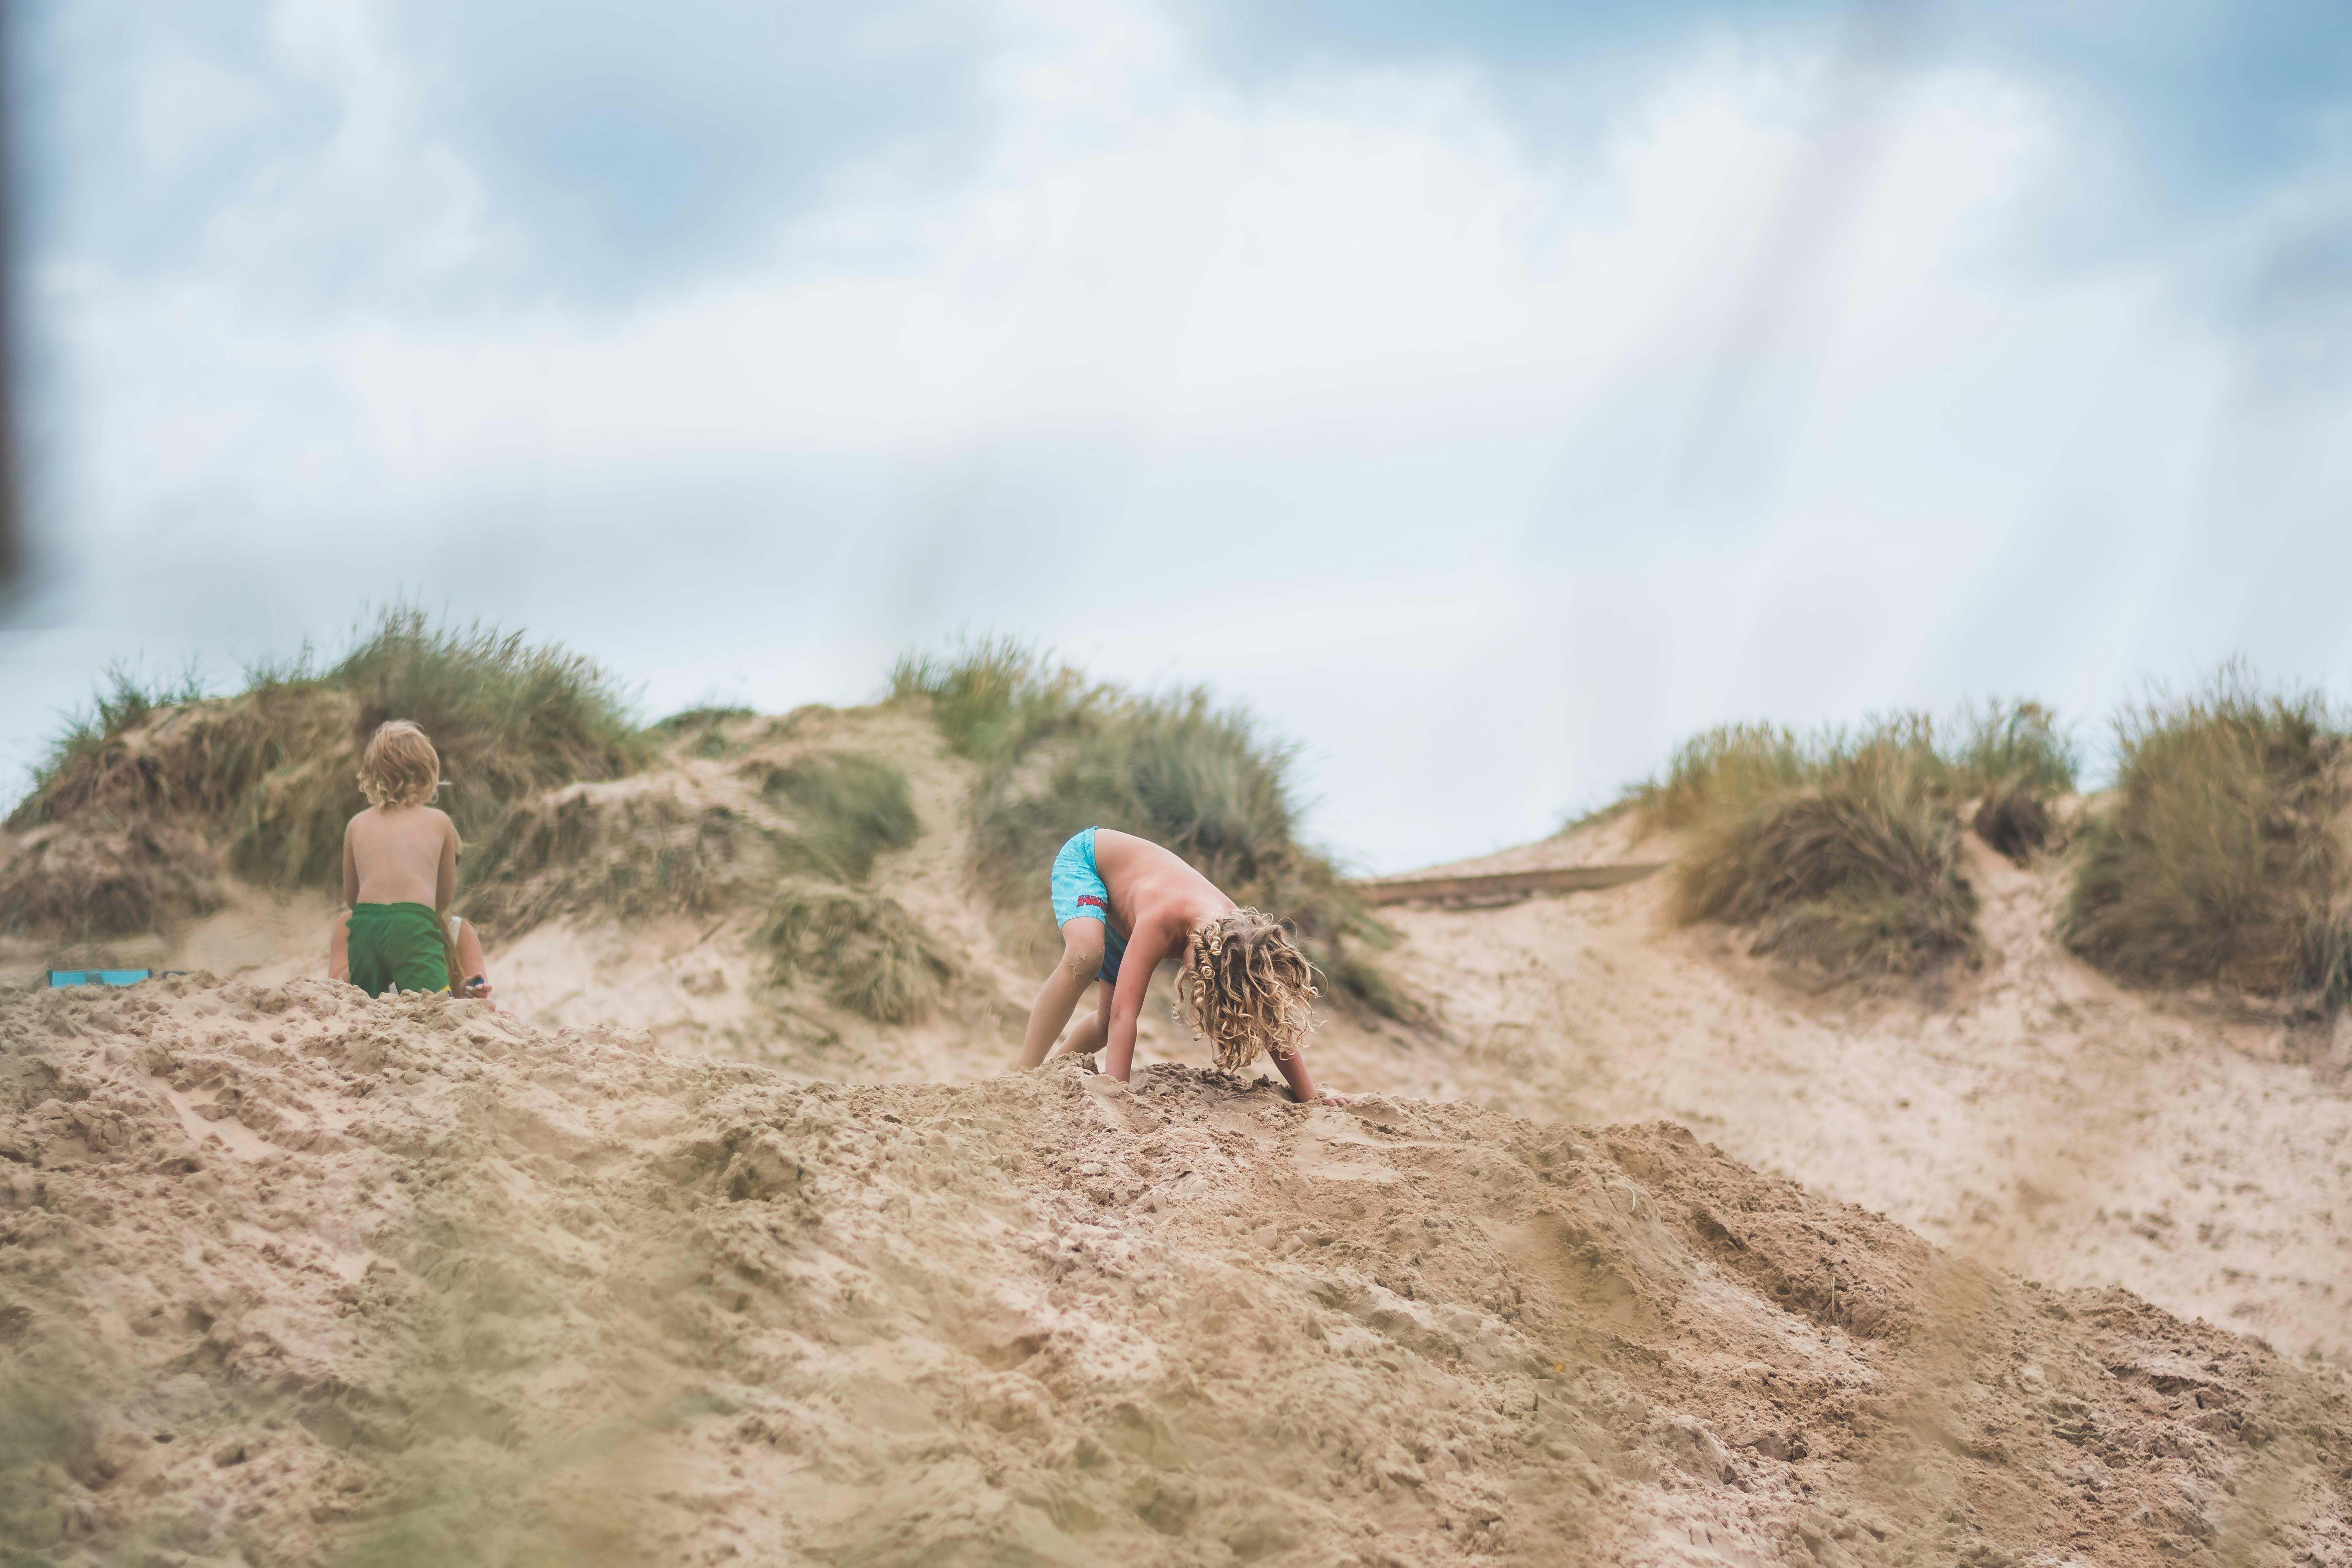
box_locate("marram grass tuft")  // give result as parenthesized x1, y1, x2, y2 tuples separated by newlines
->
(2061, 672, 2352, 1009)
(8, 609, 651, 913)
(1633, 701, 2072, 980)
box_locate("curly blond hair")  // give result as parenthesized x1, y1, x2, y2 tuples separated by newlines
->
(358, 720, 442, 809)
(1173, 908, 1319, 1071)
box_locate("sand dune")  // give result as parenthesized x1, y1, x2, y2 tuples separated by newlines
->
(7, 701, 2352, 1562)
(7, 975, 2350, 1565)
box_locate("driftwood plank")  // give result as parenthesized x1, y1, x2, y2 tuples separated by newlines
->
(1355, 862, 1669, 906)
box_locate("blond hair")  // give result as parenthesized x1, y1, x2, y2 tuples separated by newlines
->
(1173, 908, 1318, 1072)
(358, 720, 441, 809)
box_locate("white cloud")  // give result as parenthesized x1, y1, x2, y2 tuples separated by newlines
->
(10, 0, 2351, 871)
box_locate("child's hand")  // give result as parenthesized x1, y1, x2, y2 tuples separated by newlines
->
(461, 976, 493, 999)
(1308, 1089, 1355, 1108)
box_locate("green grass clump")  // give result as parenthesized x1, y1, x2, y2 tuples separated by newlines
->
(1628, 701, 2074, 837)
(887, 637, 1105, 764)
(1949, 699, 2074, 798)
(2061, 672, 2352, 1007)
(890, 639, 1416, 1023)
(1673, 741, 1979, 977)
(1632, 700, 2072, 979)
(1632, 722, 1815, 832)
(10, 609, 651, 901)
(747, 751, 920, 882)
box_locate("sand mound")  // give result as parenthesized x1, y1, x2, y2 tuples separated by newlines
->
(5, 976, 2349, 1565)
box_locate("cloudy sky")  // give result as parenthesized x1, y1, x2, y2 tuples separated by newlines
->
(3, 0, 2349, 873)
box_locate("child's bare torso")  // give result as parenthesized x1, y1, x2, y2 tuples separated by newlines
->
(346, 805, 456, 907)
(1091, 828, 1233, 958)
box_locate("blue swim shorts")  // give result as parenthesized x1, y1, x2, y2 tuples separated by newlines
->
(1050, 827, 1128, 984)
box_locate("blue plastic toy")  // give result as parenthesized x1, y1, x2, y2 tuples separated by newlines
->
(46, 969, 154, 987)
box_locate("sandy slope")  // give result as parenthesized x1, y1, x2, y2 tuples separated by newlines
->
(6, 975, 2350, 1567)
(8, 705, 2349, 1375)
(1356, 817, 2352, 1367)
(14, 710, 2352, 1561)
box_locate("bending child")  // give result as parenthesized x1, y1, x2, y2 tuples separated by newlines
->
(333, 720, 462, 998)
(1017, 827, 1348, 1104)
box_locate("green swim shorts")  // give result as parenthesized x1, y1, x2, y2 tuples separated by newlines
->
(347, 902, 451, 998)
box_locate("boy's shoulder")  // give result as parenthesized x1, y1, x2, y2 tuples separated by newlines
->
(345, 804, 455, 831)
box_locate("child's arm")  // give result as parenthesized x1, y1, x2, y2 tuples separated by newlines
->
(328, 910, 350, 983)
(1269, 1046, 1350, 1106)
(436, 815, 459, 916)
(342, 817, 361, 909)
(454, 917, 491, 998)
(1101, 924, 1175, 1081)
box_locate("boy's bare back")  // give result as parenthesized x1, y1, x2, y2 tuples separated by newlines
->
(342, 805, 458, 910)
(1089, 828, 1230, 945)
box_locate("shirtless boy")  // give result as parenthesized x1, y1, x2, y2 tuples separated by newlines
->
(332, 908, 495, 999)
(1016, 827, 1348, 1104)
(330, 721, 463, 997)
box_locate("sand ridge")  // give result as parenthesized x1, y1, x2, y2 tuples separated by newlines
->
(6, 974, 2351, 1565)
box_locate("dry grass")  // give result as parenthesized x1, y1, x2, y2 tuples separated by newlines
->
(1637, 702, 2071, 979)
(10, 673, 351, 833)
(1673, 742, 1980, 978)
(652, 705, 756, 760)
(462, 792, 758, 937)
(890, 639, 1419, 1024)
(887, 637, 1104, 764)
(721, 749, 937, 1024)
(7, 611, 651, 921)
(743, 751, 920, 882)
(0, 822, 223, 940)
(759, 881, 951, 1024)
(232, 611, 650, 886)
(2060, 672, 2352, 1007)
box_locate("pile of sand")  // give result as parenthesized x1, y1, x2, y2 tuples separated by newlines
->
(5, 975, 2350, 1565)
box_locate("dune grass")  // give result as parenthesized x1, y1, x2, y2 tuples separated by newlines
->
(652, 705, 756, 760)
(2060, 673, 2352, 1007)
(0, 821, 223, 940)
(736, 750, 941, 1022)
(747, 751, 920, 882)
(1636, 701, 2075, 979)
(1628, 701, 2074, 835)
(234, 611, 650, 885)
(9, 610, 650, 899)
(1671, 740, 1980, 977)
(461, 793, 758, 936)
(760, 881, 951, 1025)
(890, 639, 1417, 1023)
(887, 636, 1105, 765)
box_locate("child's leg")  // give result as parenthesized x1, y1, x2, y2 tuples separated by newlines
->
(1054, 981, 1114, 1059)
(1018, 919, 1105, 1069)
